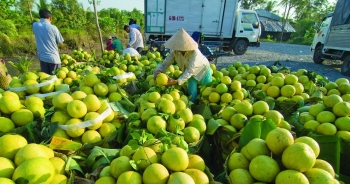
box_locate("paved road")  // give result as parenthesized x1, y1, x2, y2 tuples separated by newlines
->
(215, 42, 350, 82)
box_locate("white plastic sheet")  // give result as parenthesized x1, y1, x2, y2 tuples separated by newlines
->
(9, 75, 58, 92)
(58, 101, 113, 131)
(122, 48, 141, 57)
(112, 72, 136, 80)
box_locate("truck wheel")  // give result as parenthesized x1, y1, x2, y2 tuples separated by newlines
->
(233, 40, 248, 55)
(341, 55, 350, 76)
(313, 46, 324, 64)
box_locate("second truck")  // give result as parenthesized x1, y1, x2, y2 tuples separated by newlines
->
(311, 0, 350, 76)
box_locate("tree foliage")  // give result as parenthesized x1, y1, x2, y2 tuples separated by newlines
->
(241, 0, 266, 9)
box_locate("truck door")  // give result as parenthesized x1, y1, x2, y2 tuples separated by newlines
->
(311, 16, 332, 50)
(200, 0, 224, 36)
(235, 12, 260, 42)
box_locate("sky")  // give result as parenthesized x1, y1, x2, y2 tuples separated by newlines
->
(78, 0, 144, 12)
(42, 0, 337, 18)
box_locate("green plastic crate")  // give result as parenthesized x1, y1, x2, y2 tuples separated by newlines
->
(309, 134, 341, 175)
(340, 140, 350, 176)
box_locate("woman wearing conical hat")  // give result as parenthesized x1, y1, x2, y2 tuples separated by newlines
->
(153, 28, 212, 102)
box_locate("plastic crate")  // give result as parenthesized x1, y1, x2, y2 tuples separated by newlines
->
(309, 134, 341, 175)
(340, 140, 350, 176)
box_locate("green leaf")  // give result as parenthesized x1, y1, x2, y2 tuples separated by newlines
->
(109, 102, 130, 117)
(85, 148, 103, 167)
(155, 128, 168, 138)
(238, 119, 262, 150)
(179, 138, 189, 152)
(14, 177, 29, 184)
(265, 98, 275, 110)
(254, 90, 267, 100)
(206, 118, 222, 135)
(260, 119, 277, 140)
(159, 113, 170, 120)
(191, 104, 212, 120)
(117, 123, 126, 144)
(129, 160, 139, 171)
(91, 157, 110, 171)
(130, 131, 141, 141)
(309, 91, 323, 103)
(210, 104, 224, 115)
(275, 99, 299, 117)
(65, 157, 84, 174)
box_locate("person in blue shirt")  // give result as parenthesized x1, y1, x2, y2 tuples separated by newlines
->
(33, 9, 64, 75)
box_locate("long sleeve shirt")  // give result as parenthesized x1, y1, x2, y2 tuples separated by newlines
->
(156, 49, 209, 85)
(128, 27, 144, 49)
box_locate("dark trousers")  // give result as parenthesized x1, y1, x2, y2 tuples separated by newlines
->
(40, 60, 61, 75)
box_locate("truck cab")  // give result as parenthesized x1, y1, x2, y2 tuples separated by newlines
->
(230, 10, 261, 54)
(310, 13, 333, 64)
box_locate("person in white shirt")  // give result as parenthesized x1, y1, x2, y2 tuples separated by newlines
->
(124, 25, 144, 53)
(153, 28, 212, 102)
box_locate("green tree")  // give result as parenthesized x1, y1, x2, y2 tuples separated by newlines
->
(16, 0, 35, 22)
(88, 0, 104, 52)
(279, 0, 302, 40)
(264, 1, 279, 14)
(0, 20, 18, 37)
(51, 0, 86, 30)
(35, 0, 50, 11)
(99, 17, 115, 33)
(241, 0, 266, 10)
(0, 0, 15, 19)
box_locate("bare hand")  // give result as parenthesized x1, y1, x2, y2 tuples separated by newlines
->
(166, 77, 177, 86)
(153, 70, 162, 81)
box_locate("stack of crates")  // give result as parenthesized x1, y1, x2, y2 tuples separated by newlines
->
(310, 134, 350, 183)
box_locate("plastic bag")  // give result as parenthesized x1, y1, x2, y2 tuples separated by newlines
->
(122, 48, 140, 57)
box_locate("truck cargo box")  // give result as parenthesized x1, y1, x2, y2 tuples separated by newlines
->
(144, 0, 237, 38)
(324, 0, 350, 51)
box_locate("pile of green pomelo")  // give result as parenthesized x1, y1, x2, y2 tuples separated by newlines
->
(0, 48, 349, 184)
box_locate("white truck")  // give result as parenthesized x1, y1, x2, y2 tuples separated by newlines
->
(310, 0, 350, 76)
(144, 0, 261, 55)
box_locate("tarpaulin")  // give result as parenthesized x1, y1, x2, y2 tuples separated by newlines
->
(331, 0, 350, 25)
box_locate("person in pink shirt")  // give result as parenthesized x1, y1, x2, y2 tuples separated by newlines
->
(106, 36, 113, 50)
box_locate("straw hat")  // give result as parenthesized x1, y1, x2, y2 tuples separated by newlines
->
(164, 28, 198, 51)
(108, 36, 112, 40)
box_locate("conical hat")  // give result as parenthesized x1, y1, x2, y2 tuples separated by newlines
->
(164, 28, 198, 51)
